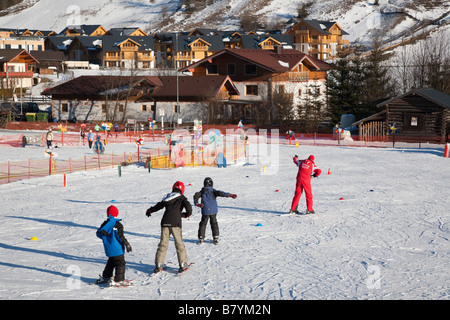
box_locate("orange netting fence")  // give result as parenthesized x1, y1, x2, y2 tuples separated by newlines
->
(1, 129, 447, 185)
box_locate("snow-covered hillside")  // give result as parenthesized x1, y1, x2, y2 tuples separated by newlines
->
(0, 131, 449, 300)
(0, 0, 448, 45)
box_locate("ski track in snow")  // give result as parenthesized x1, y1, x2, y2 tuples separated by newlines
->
(0, 140, 449, 300)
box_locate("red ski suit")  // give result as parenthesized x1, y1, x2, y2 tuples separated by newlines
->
(291, 156, 321, 212)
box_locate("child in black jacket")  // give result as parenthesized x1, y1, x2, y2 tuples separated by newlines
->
(193, 177, 237, 244)
(146, 181, 192, 273)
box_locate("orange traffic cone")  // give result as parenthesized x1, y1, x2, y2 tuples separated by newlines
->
(444, 143, 449, 158)
(328, 168, 331, 175)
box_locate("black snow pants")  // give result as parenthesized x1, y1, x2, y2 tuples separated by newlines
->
(102, 254, 126, 282)
(198, 214, 219, 240)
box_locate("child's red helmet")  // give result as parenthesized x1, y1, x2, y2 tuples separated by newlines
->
(107, 205, 119, 218)
(172, 181, 185, 194)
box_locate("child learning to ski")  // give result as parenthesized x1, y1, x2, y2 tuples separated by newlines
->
(96, 205, 132, 286)
(145, 181, 192, 274)
(193, 177, 237, 245)
(290, 154, 321, 215)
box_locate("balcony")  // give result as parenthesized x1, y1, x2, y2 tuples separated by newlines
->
(0, 71, 34, 78)
(274, 71, 309, 81)
(217, 92, 240, 100)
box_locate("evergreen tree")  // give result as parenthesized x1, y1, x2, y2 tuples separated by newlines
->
(361, 41, 393, 118)
(326, 52, 357, 124)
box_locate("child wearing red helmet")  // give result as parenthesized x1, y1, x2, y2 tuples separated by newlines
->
(146, 181, 192, 274)
(96, 205, 132, 286)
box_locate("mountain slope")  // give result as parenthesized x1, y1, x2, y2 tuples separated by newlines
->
(0, 0, 448, 46)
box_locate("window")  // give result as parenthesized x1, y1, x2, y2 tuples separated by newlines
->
(227, 64, 236, 75)
(207, 64, 218, 75)
(244, 64, 257, 75)
(101, 104, 107, 113)
(404, 113, 425, 131)
(142, 104, 147, 112)
(61, 103, 69, 112)
(173, 104, 180, 113)
(246, 85, 258, 96)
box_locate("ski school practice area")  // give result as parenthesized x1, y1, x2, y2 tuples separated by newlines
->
(0, 129, 449, 301)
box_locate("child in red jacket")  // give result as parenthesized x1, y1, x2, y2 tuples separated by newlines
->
(290, 155, 321, 215)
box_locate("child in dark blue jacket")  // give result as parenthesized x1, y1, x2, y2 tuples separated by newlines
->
(96, 205, 132, 285)
(193, 177, 237, 244)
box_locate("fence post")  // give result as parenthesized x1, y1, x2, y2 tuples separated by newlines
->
(49, 154, 52, 175)
(8, 161, 10, 183)
(84, 155, 87, 171)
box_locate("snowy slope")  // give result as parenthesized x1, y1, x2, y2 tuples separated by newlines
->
(0, 134, 449, 300)
(0, 0, 448, 45)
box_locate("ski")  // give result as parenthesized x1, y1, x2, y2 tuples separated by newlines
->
(92, 278, 134, 288)
(107, 279, 134, 288)
(177, 262, 194, 277)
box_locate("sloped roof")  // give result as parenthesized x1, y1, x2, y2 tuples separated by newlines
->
(151, 75, 238, 100)
(180, 48, 331, 73)
(377, 88, 450, 110)
(240, 34, 293, 49)
(0, 49, 39, 64)
(174, 35, 224, 52)
(102, 36, 155, 51)
(286, 19, 349, 36)
(42, 75, 162, 97)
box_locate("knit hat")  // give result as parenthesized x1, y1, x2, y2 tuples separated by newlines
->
(107, 205, 119, 217)
(309, 155, 315, 161)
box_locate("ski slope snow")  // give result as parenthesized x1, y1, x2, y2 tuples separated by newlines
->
(0, 133, 449, 300)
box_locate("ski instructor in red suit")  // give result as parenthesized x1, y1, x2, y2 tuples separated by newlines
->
(290, 155, 321, 215)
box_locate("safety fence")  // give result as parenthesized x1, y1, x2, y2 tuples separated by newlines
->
(0, 132, 248, 185)
(0, 130, 167, 148)
(1, 129, 447, 185)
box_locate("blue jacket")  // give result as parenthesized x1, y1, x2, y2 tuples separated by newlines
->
(96, 216, 125, 257)
(194, 187, 229, 215)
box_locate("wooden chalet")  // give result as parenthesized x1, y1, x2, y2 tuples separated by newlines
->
(173, 34, 225, 68)
(59, 25, 108, 37)
(285, 19, 349, 60)
(102, 36, 155, 69)
(0, 49, 39, 89)
(355, 88, 450, 142)
(66, 36, 103, 66)
(180, 48, 331, 123)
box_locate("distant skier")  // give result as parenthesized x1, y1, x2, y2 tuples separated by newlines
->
(145, 181, 192, 274)
(290, 155, 321, 215)
(96, 205, 132, 286)
(87, 130, 94, 149)
(193, 177, 237, 244)
(46, 128, 53, 149)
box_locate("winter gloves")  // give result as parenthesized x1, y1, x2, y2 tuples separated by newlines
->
(228, 194, 237, 199)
